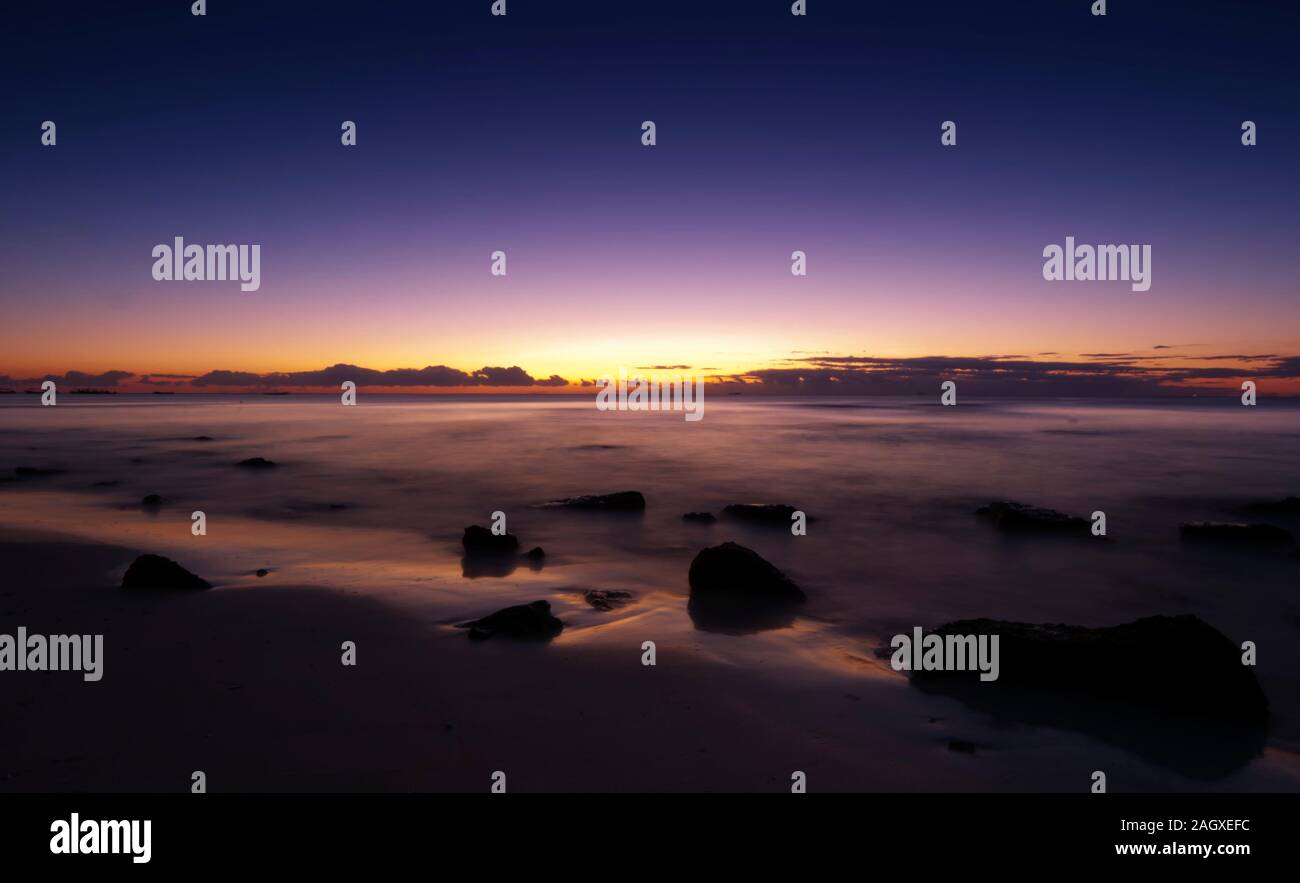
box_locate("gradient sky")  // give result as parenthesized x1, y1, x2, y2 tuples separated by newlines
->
(1, 0, 1297, 392)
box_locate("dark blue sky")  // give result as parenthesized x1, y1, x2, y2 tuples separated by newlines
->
(1, 0, 1296, 391)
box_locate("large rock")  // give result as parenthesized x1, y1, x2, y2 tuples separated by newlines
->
(461, 525, 520, 555)
(1180, 521, 1292, 546)
(975, 501, 1090, 535)
(688, 542, 804, 602)
(912, 614, 1267, 724)
(121, 554, 211, 591)
(546, 491, 645, 511)
(721, 503, 801, 526)
(460, 600, 563, 641)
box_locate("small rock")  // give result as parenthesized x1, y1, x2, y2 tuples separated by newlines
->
(460, 600, 563, 641)
(975, 501, 1089, 534)
(141, 494, 163, 507)
(462, 525, 520, 555)
(583, 590, 633, 611)
(721, 504, 801, 526)
(682, 512, 717, 524)
(546, 491, 645, 511)
(526, 546, 545, 561)
(688, 542, 804, 602)
(1243, 497, 1300, 516)
(255, 569, 269, 578)
(121, 554, 210, 591)
(236, 457, 277, 469)
(1180, 522, 1293, 546)
(14, 467, 64, 478)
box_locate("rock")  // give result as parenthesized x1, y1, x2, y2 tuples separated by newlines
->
(121, 554, 211, 591)
(236, 457, 276, 469)
(526, 546, 545, 561)
(975, 501, 1089, 534)
(682, 512, 717, 524)
(721, 504, 801, 526)
(461, 525, 520, 555)
(255, 569, 269, 578)
(460, 600, 563, 641)
(1180, 521, 1293, 546)
(948, 740, 979, 755)
(141, 494, 163, 507)
(192, 436, 214, 441)
(583, 590, 633, 611)
(1243, 497, 1300, 516)
(912, 615, 1267, 724)
(14, 467, 64, 478)
(546, 491, 645, 511)
(688, 542, 804, 602)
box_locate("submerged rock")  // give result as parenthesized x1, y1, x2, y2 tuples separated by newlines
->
(682, 511, 717, 524)
(1180, 521, 1293, 546)
(721, 504, 801, 526)
(975, 501, 1090, 534)
(912, 614, 1267, 724)
(546, 491, 645, 511)
(461, 525, 520, 556)
(460, 600, 563, 641)
(583, 589, 633, 611)
(236, 457, 277, 470)
(688, 542, 804, 602)
(121, 554, 211, 591)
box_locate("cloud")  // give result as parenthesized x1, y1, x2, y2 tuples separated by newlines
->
(188, 363, 569, 389)
(719, 353, 1300, 396)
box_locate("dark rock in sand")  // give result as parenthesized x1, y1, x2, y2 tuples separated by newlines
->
(121, 554, 211, 591)
(1180, 521, 1293, 547)
(1243, 497, 1300, 516)
(141, 494, 163, 507)
(236, 457, 277, 470)
(461, 525, 520, 556)
(688, 542, 804, 602)
(975, 500, 1090, 535)
(583, 589, 633, 611)
(682, 512, 717, 524)
(721, 503, 802, 526)
(460, 600, 563, 641)
(547, 491, 645, 511)
(913, 614, 1267, 724)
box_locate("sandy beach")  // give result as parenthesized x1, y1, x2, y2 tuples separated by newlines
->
(2, 396, 1299, 792)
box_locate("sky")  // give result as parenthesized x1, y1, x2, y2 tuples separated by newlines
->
(1, 0, 1297, 394)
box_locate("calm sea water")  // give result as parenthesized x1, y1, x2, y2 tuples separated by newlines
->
(2, 394, 1298, 789)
